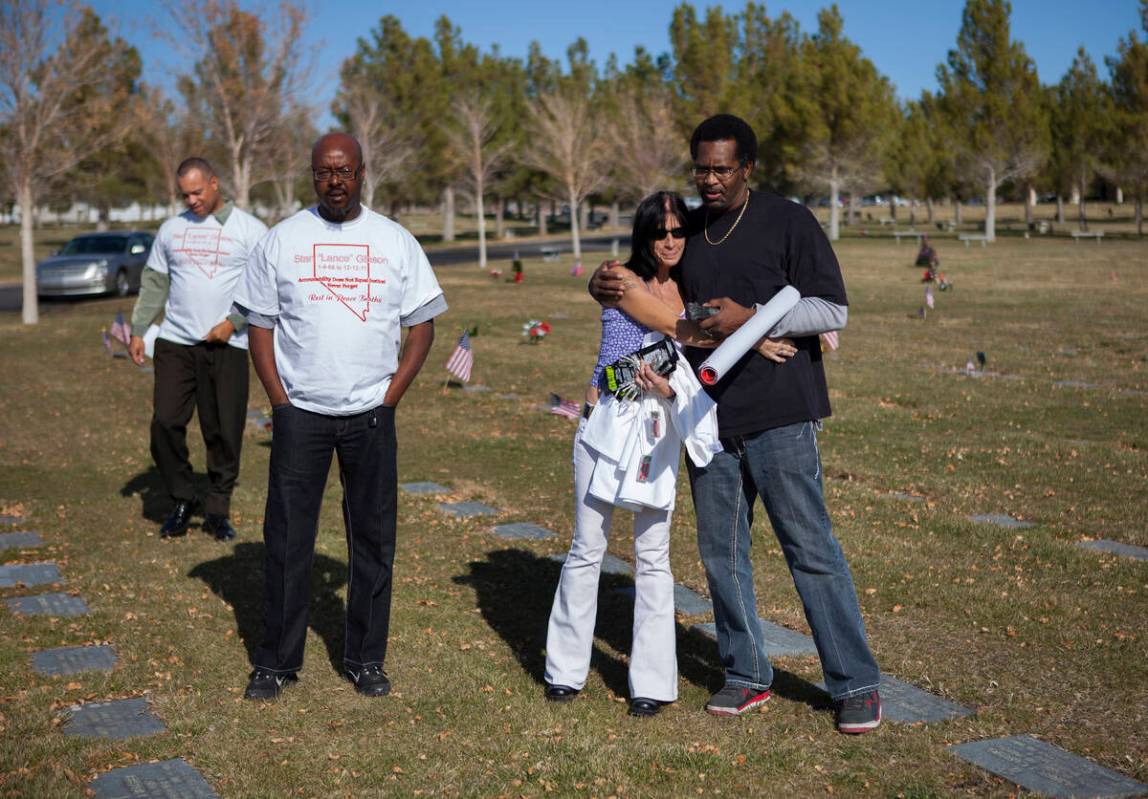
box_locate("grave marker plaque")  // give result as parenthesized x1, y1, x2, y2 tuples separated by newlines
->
(62, 697, 165, 740)
(1076, 539, 1148, 561)
(5, 592, 89, 617)
(951, 735, 1147, 798)
(399, 482, 450, 495)
(0, 531, 44, 550)
(0, 562, 62, 588)
(33, 645, 117, 676)
(968, 514, 1034, 529)
(816, 675, 972, 724)
(673, 584, 713, 616)
(90, 758, 220, 799)
(693, 618, 818, 657)
(437, 501, 499, 519)
(493, 523, 557, 541)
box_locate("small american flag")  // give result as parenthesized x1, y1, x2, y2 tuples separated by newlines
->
(110, 312, 131, 346)
(548, 393, 580, 420)
(820, 331, 839, 351)
(101, 329, 114, 354)
(925, 286, 935, 310)
(445, 331, 473, 383)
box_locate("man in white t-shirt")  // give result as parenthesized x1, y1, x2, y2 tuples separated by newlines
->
(233, 133, 446, 701)
(129, 157, 268, 542)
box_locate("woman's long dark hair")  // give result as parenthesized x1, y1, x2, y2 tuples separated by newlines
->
(625, 191, 690, 280)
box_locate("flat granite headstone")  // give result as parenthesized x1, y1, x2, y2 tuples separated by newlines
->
(673, 584, 713, 616)
(90, 758, 220, 799)
(548, 553, 633, 576)
(0, 562, 62, 588)
(885, 492, 926, 503)
(33, 645, 117, 676)
(63, 697, 165, 739)
(5, 592, 89, 617)
(1076, 539, 1148, 561)
(0, 531, 44, 550)
(968, 514, 1034, 529)
(816, 675, 972, 724)
(951, 735, 1147, 798)
(693, 618, 818, 658)
(399, 482, 451, 495)
(1052, 379, 1101, 389)
(463, 384, 492, 394)
(493, 522, 557, 541)
(437, 501, 499, 519)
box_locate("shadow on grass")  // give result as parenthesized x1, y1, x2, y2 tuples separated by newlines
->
(121, 466, 218, 524)
(188, 541, 349, 675)
(454, 548, 816, 702)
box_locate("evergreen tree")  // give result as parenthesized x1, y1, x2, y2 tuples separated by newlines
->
(937, 0, 1047, 241)
(1106, 0, 1148, 236)
(1051, 48, 1111, 230)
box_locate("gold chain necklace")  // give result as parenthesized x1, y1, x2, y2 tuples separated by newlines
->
(704, 190, 750, 246)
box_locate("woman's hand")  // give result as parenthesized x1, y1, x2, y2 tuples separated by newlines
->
(755, 336, 798, 363)
(634, 362, 674, 399)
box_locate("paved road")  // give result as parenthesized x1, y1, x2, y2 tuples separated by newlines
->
(0, 233, 631, 313)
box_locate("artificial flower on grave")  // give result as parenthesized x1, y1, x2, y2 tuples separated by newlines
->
(522, 319, 551, 343)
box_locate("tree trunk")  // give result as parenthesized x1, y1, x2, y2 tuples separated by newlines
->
(538, 198, 548, 236)
(954, 198, 963, 226)
(1024, 184, 1034, 227)
(19, 179, 39, 325)
(926, 197, 934, 224)
(569, 190, 582, 268)
(442, 186, 455, 243)
(609, 200, 620, 229)
(828, 171, 840, 242)
(233, 154, 252, 210)
(97, 202, 110, 232)
(494, 196, 505, 239)
(985, 168, 997, 242)
(1078, 174, 1087, 231)
(908, 201, 915, 226)
(476, 189, 487, 270)
(1056, 195, 1065, 224)
(846, 194, 856, 227)
(1115, 186, 1123, 205)
(580, 201, 590, 234)
(889, 197, 897, 223)
(1136, 194, 1143, 236)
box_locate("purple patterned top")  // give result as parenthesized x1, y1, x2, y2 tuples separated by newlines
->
(590, 307, 650, 387)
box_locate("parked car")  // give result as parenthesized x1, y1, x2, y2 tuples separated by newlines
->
(36, 231, 154, 298)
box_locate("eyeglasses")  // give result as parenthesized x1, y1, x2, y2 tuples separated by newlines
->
(653, 227, 687, 241)
(691, 164, 742, 180)
(312, 166, 361, 182)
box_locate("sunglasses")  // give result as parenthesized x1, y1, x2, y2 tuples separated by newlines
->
(652, 227, 687, 241)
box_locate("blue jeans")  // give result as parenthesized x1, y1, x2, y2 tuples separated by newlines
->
(686, 420, 879, 700)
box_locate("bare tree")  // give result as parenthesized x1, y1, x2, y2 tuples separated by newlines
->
(135, 84, 201, 214)
(445, 93, 510, 270)
(521, 89, 605, 270)
(337, 82, 415, 211)
(264, 102, 316, 222)
(0, 1, 138, 324)
(165, 0, 309, 209)
(604, 85, 686, 201)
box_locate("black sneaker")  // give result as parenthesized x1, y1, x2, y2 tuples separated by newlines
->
(544, 684, 579, 702)
(243, 668, 296, 700)
(345, 664, 391, 697)
(202, 514, 237, 541)
(628, 697, 661, 717)
(835, 690, 881, 734)
(704, 684, 771, 716)
(159, 499, 197, 538)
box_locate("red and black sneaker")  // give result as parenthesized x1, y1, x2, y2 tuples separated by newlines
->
(835, 690, 881, 734)
(704, 684, 771, 716)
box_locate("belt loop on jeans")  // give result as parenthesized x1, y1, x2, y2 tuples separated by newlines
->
(582, 402, 595, 420)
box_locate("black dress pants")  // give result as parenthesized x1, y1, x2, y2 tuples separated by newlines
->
(253, 403, 398, 674)
(151, 338, 249, 517)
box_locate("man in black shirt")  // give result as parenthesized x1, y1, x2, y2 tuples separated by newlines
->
(590, 115, 880, 733)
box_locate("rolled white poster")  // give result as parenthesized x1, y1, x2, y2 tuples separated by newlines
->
(697, 285, 801, 386)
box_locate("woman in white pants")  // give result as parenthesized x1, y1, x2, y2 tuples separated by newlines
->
(543, 192, 796, 716)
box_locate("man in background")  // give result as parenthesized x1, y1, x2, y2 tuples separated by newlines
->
(129, 157, 267, 541)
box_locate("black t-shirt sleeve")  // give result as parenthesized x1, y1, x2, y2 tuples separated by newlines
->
(785, 206, 848, 306)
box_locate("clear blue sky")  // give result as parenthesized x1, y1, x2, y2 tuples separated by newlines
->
(90, 0, 1143, 123)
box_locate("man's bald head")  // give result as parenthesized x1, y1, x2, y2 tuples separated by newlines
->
(311, 132, 365, 222)
(312, 133, 362, 166)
